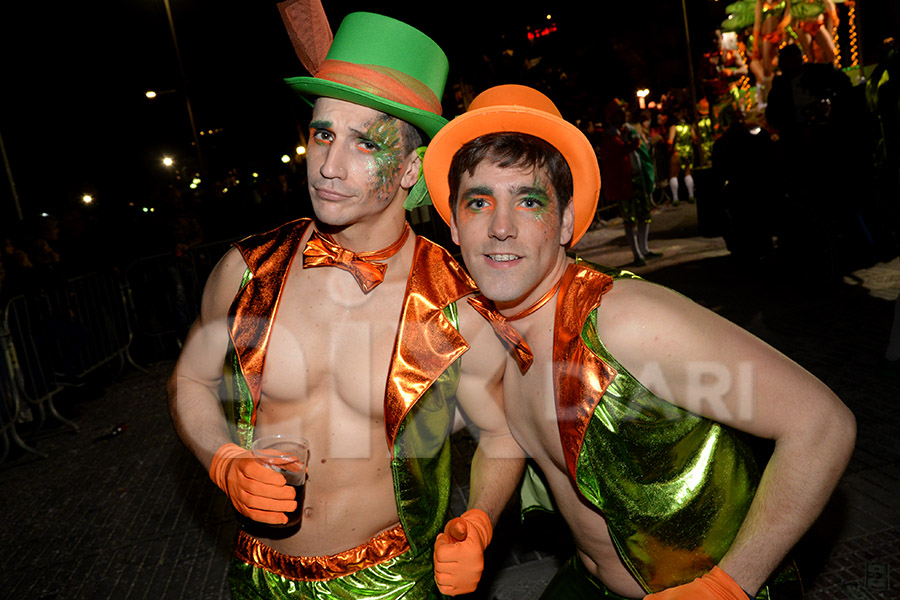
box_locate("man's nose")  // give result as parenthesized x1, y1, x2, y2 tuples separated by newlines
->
(488, 204, 517, 241)
(319, 144, 348, 179)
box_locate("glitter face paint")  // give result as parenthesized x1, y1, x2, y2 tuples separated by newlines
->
(457, 177, 557, 233)
(362, 114, 406, 203)
(306, 98, 416, 231)
(450, 161, 573, 311)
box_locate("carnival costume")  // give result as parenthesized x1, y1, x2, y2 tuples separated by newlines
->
(701, 42, 749, 117)
(622, 122, 655, 225)
(423, 81, 806, 600)
(523, 258, 803, 599)
(697, 101, 716, 167)
(222, 218, 477, 598)
(211, 7, 467, 598)
(671, 120, 695, 170)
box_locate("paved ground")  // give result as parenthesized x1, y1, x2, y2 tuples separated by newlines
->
(2, 202, 898, 599)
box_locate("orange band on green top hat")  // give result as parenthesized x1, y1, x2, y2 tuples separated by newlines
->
(285, 12, 449, 139)
(424, 84, 601, 245)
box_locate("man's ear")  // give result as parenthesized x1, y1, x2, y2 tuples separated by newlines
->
(399, 150, 422, 190)
(560, 200, 575, 246)
(450, 211, 460, 246)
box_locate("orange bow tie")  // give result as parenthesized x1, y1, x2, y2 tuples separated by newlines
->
(302, 223, 410, 293)
(467, 296, 534, 374)
(466, 279, 562, 375)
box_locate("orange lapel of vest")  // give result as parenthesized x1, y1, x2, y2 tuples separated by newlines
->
(383, 237, 478, 453)
(230, 219, 312, 424)
(552, 263, 618, 482)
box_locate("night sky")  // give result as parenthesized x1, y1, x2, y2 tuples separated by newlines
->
(1, 1, 896, 230)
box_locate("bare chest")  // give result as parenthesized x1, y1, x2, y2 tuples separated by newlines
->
(502, 317, 568, 472)
(259, 264, 406, 420)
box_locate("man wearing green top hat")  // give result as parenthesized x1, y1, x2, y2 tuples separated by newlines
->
(168, 4, 523, 599)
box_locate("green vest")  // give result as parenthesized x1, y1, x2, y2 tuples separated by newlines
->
(524, 258, 800, 597)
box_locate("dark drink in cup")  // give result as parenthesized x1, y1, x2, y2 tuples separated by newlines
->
(251, 435, 310, 528)
(285, 481, 306, 526)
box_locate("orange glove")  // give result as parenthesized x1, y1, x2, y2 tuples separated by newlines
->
(209, 442, 297, 525)
(644, 566, 751, 600)
(433, 508, 493, 596)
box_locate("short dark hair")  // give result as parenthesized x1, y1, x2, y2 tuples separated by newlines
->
(448, 132, 573, 219)
(399, 120, 426, 155)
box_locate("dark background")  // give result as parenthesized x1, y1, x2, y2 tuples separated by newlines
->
(1, 1, 898, 259)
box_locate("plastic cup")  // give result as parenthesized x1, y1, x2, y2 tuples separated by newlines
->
(251, 434, 309, 527)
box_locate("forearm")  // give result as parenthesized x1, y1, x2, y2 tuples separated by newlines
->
(718, 407, 856, 594)
(466, 434, 526, 525)
(167, 370, 232, 470)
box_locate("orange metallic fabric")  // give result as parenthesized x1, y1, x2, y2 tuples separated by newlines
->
(230, 218, 312, 425)
(382, 236, 476, 452)
(234, 526, 410, 581)
(552, 262, 617, 482)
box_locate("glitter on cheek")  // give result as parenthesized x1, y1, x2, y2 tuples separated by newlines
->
(526, 178, 559, 234)
(365, 116, 406, 202)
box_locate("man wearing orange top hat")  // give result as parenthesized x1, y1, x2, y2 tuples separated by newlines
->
(423, 83, 855, 599)
(168, 5, 523, 598)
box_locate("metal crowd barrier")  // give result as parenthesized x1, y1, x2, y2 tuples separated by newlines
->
(0, 238, 235, 464)
(0, 328, 46, 462)
(122, 239, 236, 353)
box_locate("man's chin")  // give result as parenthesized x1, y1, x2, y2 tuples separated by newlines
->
(311, 204, 354, 229)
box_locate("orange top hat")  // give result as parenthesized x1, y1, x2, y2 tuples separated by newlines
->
(424, 84, 600, 245)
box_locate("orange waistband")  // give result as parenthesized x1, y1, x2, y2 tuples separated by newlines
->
(234, 525, 410, 581)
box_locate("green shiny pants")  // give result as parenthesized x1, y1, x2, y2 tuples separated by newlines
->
(228, 547, 440, 600)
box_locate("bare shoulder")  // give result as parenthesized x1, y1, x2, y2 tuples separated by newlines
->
(597, 276, 771, 372)
(597, 277, 704, 342)
(597, 277, 848, 439)
(200, 246, 248, 323)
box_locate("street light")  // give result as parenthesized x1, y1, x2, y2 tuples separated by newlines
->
(145, 89, 177, 100)
(636, 89, 650, 109)
(163, 156, 174, 167)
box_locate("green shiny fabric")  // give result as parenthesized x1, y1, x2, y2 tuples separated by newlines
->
(527, 259, 802, 598)
(228, 546, 439, 600)
(697, 116, 715, 168)
(575, 313, 760, 592)
(672, 122, 694, 169)
(222, 268, 256, 450)
(391, 303, 459, 553)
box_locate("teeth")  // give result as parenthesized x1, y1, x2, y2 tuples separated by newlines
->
(488, 254, 519, 262)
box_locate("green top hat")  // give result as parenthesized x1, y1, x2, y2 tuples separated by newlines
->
(286, 12, 449, 139)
